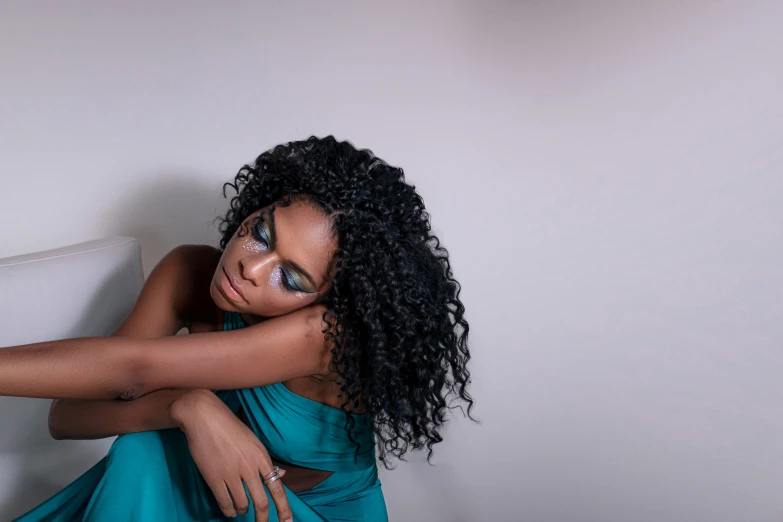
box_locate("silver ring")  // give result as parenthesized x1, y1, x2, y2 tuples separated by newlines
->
(262, 466, 280, 480)
(263, 474, 281, 485)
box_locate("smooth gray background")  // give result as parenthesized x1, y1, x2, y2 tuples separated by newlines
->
(1, 1, 783, 521)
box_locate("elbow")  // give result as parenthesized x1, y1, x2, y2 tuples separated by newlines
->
(48, 401, 68, 440)
(114, 346, 152, 401)
(49, 427, 67, 441)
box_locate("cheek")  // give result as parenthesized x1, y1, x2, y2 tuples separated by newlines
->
(242, 236, 268, 254)
(268, 266, 282, 288)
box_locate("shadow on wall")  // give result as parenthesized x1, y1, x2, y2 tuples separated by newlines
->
(106, 173, 230, 273)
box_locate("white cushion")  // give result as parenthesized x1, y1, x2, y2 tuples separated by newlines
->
(0, 237, 143, 519)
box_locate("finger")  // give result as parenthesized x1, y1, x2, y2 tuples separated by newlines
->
(226, 477, 250, 516)
(245, 472, 271, 522)
(265, 472, 293, 522)
(204, 478, 236, 518)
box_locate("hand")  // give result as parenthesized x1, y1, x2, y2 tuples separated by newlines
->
(171, 389, 293, 522)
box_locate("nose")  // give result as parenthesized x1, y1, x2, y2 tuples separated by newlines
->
(238, 252, 277, 286)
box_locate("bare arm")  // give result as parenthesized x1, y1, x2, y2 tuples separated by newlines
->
(37, 245, 302, 518)
(0, 305, 328, 400)
(48, 245, 210, 439)
(48, 389, 197, 439)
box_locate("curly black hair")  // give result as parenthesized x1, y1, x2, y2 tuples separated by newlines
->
(218, 136, 474, 465)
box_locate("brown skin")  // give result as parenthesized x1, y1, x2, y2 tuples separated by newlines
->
(4, 199, 349, 521)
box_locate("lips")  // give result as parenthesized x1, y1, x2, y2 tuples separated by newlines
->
(221, 267, 247, 303)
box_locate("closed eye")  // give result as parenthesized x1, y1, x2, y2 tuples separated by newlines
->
(250, 208, 318, 294)
(251, 214, 271, 247)
(279, 267, 308, 293)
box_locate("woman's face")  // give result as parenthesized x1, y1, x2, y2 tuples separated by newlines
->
(211, 199, 338, 321)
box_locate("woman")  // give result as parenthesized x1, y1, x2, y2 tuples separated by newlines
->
(2, 136, 474, 521)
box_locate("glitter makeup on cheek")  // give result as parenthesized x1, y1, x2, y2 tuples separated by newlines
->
(243, 237, 268, 254)
(269, 266, 282, 288)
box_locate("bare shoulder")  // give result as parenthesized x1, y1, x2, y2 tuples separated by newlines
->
(150, 245, 218, 303)
(114, 244, 220, 337)
(164, 244, 220, 271)
(165, 244, 221, 325)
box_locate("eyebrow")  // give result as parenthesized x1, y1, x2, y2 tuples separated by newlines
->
(265, 210, 319, 290)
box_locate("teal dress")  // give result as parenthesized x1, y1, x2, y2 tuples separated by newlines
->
(15, 312, 388, 521)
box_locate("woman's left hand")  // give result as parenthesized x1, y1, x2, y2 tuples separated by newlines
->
(171, 389, 293, 522)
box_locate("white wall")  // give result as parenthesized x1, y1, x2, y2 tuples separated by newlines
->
(1, 1, 783, 521)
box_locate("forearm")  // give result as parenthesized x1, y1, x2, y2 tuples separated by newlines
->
(0, 306, 326, 400)
(0, 337, 143, 399)
(48, 388, 202, 440)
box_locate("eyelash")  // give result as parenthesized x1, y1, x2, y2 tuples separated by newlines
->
(250, 218, 269, 248)
(274, 266, 303, 293)
(250, 217, 304, 294)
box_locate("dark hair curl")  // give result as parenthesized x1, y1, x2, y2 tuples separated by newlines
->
(219, 136, 474, 465)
